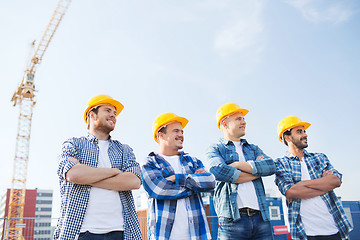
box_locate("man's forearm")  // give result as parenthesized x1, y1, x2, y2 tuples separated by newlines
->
(303, 175, 341, 192)
(66, 164, 120, 184)
(229, 162, 253, 174)
(286, 181, 327, 199)
(236, 172, 259, 184)
(90, 172, 141, 191)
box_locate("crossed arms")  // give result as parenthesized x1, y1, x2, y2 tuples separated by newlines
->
(275, 155, 342, 203)
(285, 170, 340, 202)
(66, 157, 141, 191)
(58, 140, 141, 192)
(229, 156, 264, 183)
(142, 156, 216, 200)
(207, 144, 275, 184)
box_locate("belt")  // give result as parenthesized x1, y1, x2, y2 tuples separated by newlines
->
(239, 208, 261, 216)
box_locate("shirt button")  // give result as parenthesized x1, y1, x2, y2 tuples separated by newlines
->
(232, 201, 235, 204)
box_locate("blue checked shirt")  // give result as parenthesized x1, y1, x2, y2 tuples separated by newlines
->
(142, 152, 216, 240)
(206, 138, 275, 221)
(54, 134, 142, 240)
(275, 150, 353, 240)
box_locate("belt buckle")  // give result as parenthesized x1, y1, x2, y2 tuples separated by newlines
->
(244, 208, 256, 216)
(248, 208, 256, 216)
(246, 208, 251, 216)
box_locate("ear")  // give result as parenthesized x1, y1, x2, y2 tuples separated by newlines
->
(157, 132, 164, 140)
(221, 120, 227, 129)
(89, 111, 97, 121)
(284, 134, 291, 143)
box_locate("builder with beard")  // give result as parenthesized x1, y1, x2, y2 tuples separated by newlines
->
(54, 95, 142, 240)
(142, 112, 216, 240)
(275, 116, 352, 240)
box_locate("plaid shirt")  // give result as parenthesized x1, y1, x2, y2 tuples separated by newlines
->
(142, 152, 216, 240)
(275, 150, 353, 240)
(54, 134, 142, 240)
(206, 138, 275, 221)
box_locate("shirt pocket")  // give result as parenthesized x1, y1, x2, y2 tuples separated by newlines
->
(108, 146, 123, 169)
(161, 164, 174, 178)
(315, 160, 328, 177)
(223, 150, 239, 164)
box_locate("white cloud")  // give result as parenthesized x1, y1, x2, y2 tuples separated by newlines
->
(213, 0, 266, 58)
(285, 0, 355, 24)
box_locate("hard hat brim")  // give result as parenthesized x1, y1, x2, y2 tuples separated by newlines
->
(217, 109, 249, 129)
(84, 99, 124, 123)
(154, 116, 189, 143)
(279, 121, 311, 142)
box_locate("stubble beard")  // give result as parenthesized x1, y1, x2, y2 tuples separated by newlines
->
(293, 137, 308, 149)
(96, 120, 115, 135)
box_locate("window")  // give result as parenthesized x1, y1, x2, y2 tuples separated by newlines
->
(269, 206, 281, 220)
(39, 208, 52, 212)
(36, 200, 52, 204)
(37, 192, 53, 197)
(35, 222, 51, 227)
(35, 215, 51, 218)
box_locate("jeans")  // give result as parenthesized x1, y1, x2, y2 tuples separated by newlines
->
(218, 213, 273, 240)
(307, 232, 341, 240)
(79, 231, 124, 240)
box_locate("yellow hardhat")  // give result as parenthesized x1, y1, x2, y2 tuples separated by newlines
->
(277, 115, 311, 142)
(216, 103, 249, 129)
(153, 112, 188, 143)
(84, 94, 124, 123)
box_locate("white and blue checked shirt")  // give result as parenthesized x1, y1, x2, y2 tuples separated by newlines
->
(54, 134, 142, 240)
(142, 152, 216, 240)
(275, 150, 353, 240)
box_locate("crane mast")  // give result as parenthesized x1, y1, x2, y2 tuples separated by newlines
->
(5, 1, 71, 239)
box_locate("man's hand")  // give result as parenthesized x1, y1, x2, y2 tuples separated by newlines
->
(166, 175, 176, 182)
(194, 168, 207, 174)
(256, 156, 264, 160)
(68, 157, 79, 164)
(322, 170, 333, 177)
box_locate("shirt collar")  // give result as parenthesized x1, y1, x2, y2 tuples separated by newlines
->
(149, 151, 185, 158)
(219, 137, 248, 146)
(285, 149, 310, 159)
(86, 133, 112, 143)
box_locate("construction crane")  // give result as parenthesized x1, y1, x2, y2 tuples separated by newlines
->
(5, 1, 71, 239)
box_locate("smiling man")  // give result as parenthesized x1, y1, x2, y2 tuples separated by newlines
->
(207, 103, 275, 240)
(275, 116, 352, 240)
(142, 112, 216, 240)
(54, 95, 142, 240)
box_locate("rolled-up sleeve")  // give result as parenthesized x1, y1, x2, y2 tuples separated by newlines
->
(121, 144, 142, 181)
(322, 153, 342, 182)
(57, 139, 78, 180)
(206, 145, 241, 183)
(274, 158, 294, 196)
(247, 145, 275, 177)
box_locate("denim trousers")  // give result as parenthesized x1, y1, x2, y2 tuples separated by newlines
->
(78, 231, 124, 240)
(218, 213, 273, 240)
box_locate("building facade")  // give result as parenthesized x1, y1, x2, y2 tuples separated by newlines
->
(0, 189, 53, 240)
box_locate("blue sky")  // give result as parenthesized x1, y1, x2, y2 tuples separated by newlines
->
(1, 0, 359, 218)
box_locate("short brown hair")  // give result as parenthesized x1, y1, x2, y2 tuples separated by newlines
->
(86, 106, 100, 129)
(282, 129, 292, 146)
